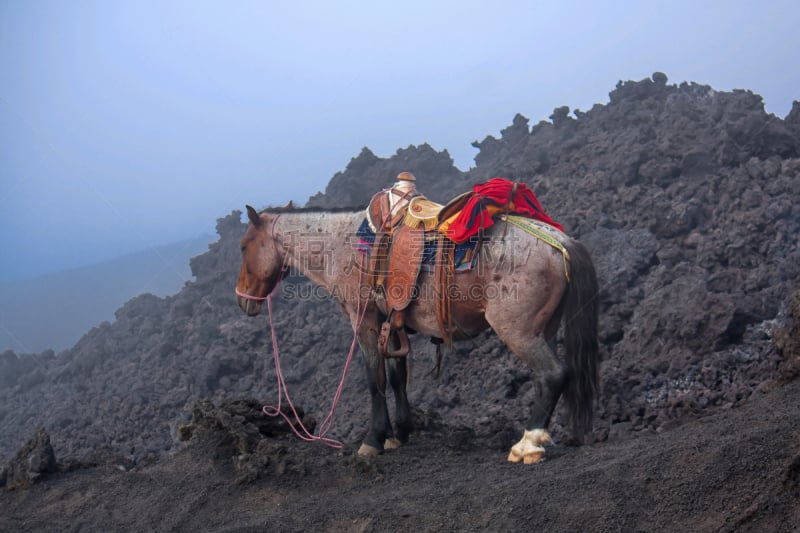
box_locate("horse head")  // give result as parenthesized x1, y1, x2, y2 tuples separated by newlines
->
(236, 205, 286, 316)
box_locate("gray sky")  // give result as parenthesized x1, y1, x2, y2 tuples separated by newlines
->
(1, 0, 798, 280)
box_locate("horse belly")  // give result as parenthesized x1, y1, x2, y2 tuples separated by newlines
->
(403, 275, 490, 339)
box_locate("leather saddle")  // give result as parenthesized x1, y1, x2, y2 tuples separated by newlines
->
(366, 191, 446, 357)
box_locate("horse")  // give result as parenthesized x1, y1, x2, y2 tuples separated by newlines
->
(235, 203, 599, 464)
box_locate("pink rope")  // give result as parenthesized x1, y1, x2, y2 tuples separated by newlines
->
(235, 287, 269, 301)
(261, 256, 369, 448)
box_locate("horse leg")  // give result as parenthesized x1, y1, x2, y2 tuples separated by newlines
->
(385, 356, 412, 449)
(357, 323, 394, 457)
(488, 309, 566, 465)
(509, 334, 566, 464)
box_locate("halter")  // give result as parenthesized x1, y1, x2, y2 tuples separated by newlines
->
(235, 267, 288, 301)
(235, 286, 270, 301)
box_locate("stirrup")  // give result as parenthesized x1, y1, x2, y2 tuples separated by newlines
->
(378, 321, 410, 358)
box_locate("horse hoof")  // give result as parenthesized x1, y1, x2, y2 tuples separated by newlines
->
(507, 448, 545, 464)
(507, 429, 551, 465)
(357, 443, 381, 457)
(384, 437, 402, 450)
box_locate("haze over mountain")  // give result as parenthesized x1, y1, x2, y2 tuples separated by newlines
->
(1, 1, 798, 283)
(0, 235, 212, 353)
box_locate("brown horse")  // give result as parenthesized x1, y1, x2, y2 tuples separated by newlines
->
(236, 204, 599, 464)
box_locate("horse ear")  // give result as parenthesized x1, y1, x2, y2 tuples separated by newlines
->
(246, 205, 262, 227)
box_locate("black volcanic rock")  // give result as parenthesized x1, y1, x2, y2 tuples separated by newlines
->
(785, 100, 800, 143)
(3, 428, 57, 489)
(306, 144, 466, 208)
(1, 74, 798, 466)
(774, 289, 800, 383)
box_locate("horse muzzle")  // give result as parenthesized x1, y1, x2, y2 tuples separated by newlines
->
(238, 296, 263, 316)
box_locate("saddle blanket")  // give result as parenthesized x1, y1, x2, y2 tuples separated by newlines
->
(356, 219, 480, 273)
(440, 177, 563, 243)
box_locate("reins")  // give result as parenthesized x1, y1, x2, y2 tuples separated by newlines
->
(236, 212, 369, 448)
(260, 254, 369, 449)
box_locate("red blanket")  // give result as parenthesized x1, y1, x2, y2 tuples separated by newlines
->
(444, 178, 563, 243)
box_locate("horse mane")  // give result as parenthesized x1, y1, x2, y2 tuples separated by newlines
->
(259, 203, 366, 214)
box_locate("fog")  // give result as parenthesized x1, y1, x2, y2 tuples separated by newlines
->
(0, 1, 798, 350)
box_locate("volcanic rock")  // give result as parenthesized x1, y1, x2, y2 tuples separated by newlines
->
(3, 429, 57, 489)
(1, 74, 798, 471)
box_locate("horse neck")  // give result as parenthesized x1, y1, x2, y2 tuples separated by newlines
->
(272, 211, 361, 292)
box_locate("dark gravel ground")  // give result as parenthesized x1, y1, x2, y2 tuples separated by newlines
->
(2, 377, 799, 532)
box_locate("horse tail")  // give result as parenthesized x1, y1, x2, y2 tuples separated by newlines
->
(561, 238, 600, 443)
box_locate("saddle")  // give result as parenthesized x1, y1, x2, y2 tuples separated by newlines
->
(366, 191, 453, 357)
(364, 176, 563, 359)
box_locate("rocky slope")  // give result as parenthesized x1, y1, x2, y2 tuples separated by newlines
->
(1, 73, 799, 474)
